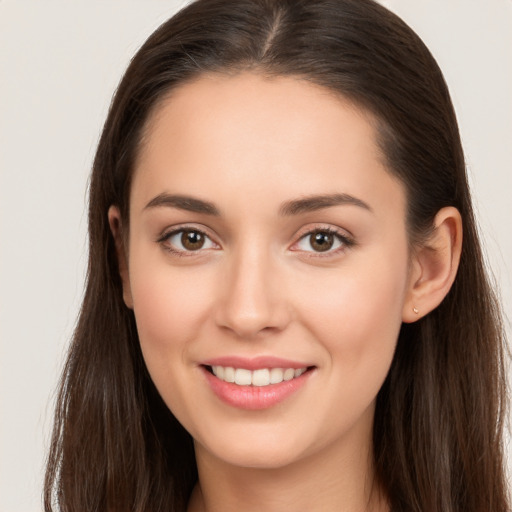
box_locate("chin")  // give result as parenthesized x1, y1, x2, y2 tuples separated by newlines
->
(213, 446, 302, 470)
(193, 425, 318, 471)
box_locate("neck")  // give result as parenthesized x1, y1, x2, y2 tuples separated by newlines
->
(187, 414, 388, 512)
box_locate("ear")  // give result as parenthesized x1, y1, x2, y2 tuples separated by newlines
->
(108, 206, 133, 309)
(402, 206, 462, 323)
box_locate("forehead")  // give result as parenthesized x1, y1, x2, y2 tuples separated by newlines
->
(141, 72, 379, 164)
(132, 72, 405, 219)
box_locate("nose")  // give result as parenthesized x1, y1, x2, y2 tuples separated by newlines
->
(214, 246, 290, 339)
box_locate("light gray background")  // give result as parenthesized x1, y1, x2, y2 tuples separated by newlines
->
(1, 1, 511, 511)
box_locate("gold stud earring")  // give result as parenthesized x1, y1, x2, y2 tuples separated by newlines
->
(413, 306, 419, 314)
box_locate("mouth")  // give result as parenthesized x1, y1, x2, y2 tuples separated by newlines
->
(204, 365, 313, 387)
(199, 355, 316, 409)
(201, 362, 316, 410)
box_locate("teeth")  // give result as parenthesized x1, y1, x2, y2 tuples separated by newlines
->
(283, 368, 295, 381)
(294, 368, 306, 378)
(224, 366, 235, 383)
(269, 368, 284, 384)
(234, 368, 252, 385)
(211, 365, 308, 386)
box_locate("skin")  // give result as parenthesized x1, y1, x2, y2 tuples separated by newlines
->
(109, 72, 462, 512)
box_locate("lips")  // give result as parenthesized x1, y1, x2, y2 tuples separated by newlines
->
(201, 357, 314, 410)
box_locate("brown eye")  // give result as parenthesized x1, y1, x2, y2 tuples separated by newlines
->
(294, 229, 348, 254)
(181, 230, 205, 250)
(162, 228, 216, 253)
(309, 231, 334, 252)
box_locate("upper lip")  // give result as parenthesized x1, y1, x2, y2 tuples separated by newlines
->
(201, 356, 312, 371)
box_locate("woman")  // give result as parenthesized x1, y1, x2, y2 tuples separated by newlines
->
(44, 0, 509, 511)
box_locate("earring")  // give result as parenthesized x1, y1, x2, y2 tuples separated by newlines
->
(413, 306, 419, 314)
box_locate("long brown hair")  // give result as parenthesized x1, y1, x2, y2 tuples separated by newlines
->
(44, 1, 509, 510)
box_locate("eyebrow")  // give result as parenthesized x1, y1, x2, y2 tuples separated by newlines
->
(143, 192, 372, 217)
(279, 193, 372, 216)
(144, 193, 220, 215)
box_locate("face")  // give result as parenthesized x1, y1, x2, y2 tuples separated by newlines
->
(118, 73, 414, 470)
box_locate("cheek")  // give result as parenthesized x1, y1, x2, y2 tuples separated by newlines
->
(300, 249, 409, 375)
(292, 253, 409, 445)
(128, 262, 220, 425)
(128, 262, 214, 368)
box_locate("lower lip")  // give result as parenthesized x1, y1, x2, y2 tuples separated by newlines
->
(202, 367, 312, 410)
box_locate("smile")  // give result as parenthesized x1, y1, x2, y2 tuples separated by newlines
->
(210, 366, 307, 387)
(202, 360, 315, 410)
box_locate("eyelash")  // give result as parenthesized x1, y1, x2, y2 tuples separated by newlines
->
(291, 227, 355, 257)
(157, 226, 218, 257)
(157, 225, 355, 257)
